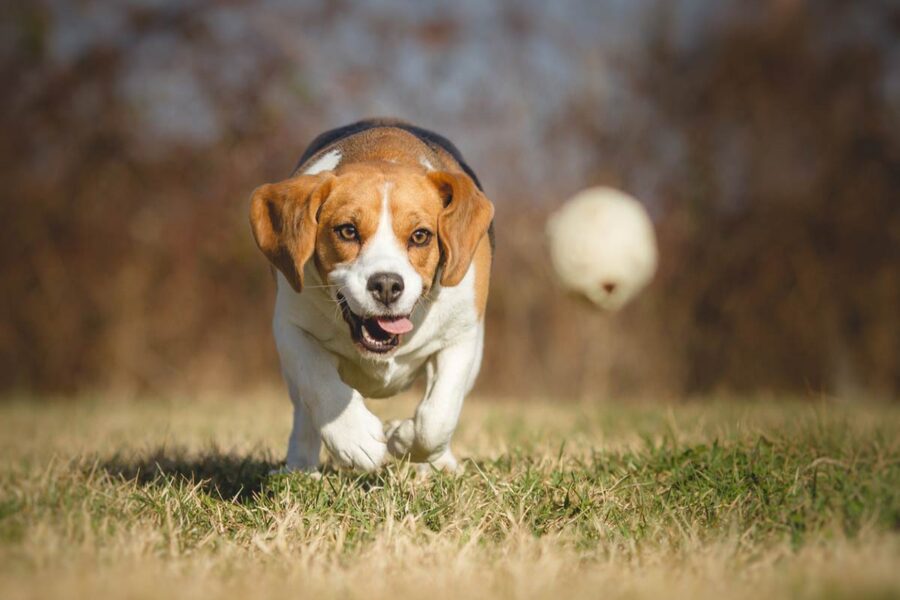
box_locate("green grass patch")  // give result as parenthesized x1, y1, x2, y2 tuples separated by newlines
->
(1, 395, 898, 599)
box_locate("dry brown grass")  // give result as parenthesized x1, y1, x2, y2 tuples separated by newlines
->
(2, 392, 899, 599)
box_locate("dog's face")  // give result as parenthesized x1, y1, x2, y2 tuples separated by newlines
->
(250, 162, 493, 356)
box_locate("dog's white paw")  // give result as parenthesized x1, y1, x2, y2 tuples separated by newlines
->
(386, 419, 462, 474)
(321, 409, 388, 472)
(385, 418, 416, 458)
(413, 450, 463, 475)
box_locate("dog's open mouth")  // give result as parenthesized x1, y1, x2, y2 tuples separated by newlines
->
(338, 294, 414, 354)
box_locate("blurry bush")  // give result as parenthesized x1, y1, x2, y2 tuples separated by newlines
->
(641, 1, 900, 396)
(1, 1, 897, 398)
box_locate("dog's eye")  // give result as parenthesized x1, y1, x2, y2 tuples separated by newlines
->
(409, 228, 432, 247)
(335, 224, 359, 242)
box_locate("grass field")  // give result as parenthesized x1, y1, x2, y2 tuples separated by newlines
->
(1, 391, 899, 599)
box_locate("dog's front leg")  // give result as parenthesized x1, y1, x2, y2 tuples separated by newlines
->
(281, 380, 322, 472)
(386, 326, 483, 472)
(276, 323, 388, 472)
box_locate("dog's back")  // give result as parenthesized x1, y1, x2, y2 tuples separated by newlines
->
(293, 118, 483, 191)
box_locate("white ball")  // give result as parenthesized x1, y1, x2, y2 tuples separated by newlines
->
(546, 187, 658, 311)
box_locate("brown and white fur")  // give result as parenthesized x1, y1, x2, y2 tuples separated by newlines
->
(249, 119, 494, 473)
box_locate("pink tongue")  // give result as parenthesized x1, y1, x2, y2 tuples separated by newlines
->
(375, 317, 414, 335)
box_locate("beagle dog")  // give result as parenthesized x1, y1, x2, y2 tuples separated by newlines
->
(250, 119, 494, 473)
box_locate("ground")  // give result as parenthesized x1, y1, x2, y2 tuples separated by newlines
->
(1, 391, 899, 599)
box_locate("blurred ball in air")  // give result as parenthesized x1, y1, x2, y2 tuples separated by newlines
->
(546, 187, 658, 311)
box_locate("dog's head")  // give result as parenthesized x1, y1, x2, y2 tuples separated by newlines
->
(250, 162, 493, 356)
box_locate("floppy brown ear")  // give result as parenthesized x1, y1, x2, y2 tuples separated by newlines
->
(429, 171, 495, 287)
(249, 173, 334, 292)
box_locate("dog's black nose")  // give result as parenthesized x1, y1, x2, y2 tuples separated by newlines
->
(367, 272, 404, 306)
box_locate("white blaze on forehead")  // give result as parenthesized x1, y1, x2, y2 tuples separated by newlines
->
(302, 148, 341, 175)
(366, 181, 402, 256)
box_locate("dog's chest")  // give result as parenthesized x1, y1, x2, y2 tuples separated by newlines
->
(337, 355, 423, 398)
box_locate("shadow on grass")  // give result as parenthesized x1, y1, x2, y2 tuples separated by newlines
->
(100, 448, 281, 502)
(98, 449, 394, 502)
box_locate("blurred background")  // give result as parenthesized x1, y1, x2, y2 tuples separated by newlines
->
(2, 0, 898, 400)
